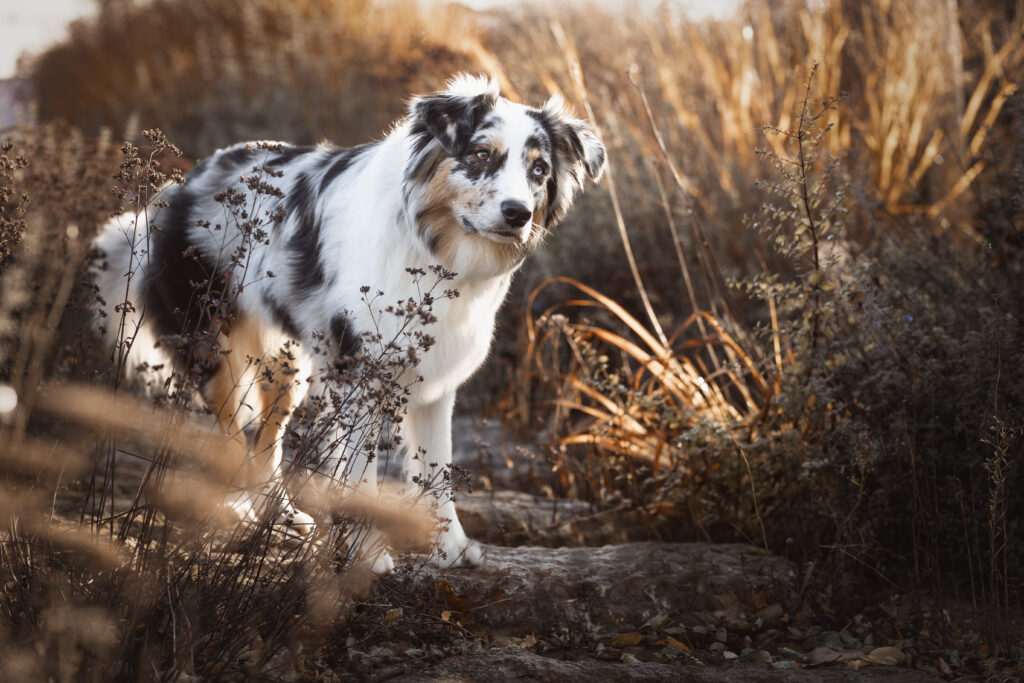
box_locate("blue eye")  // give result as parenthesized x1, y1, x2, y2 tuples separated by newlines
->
(531, 162, 547, 179)
(475, 149, 490, 161)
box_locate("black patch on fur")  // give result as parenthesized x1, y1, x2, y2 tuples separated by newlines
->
(526, 110, 563, 150)
(406, 145, 445, 187)
(524, 133, 551, 154)
(425, 228, 442, 255)
(544, 175, 559, 223)
(527, 111, 567, 226)
(190, 156, 212, 179)
(530, 111, 604, 181)
(262, 294, 301, 339)
(329, 313, 360, 366)
(409, 122, 435, 158)
(454, 148, 508, 182)
(272, 145, 315, 167)
(286, 172, 326, 294)
(217, 146, 258, 170)
(474, 114, 499, 133)
(146, 188, 224, 370)
(415, 92, 496, 156)
(319, 144, 372, 194)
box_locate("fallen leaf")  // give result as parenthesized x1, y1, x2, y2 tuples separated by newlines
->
(757, 604, 784, 623)
(611, 632, 644, 647)
(384, 607, 403, 625)
(713, 593, 740, 611)
(640, 613, 668, 631)
(863, 646, 906, 666)
(440, 610, 452, 623)
(665, 636, 690, 652)
(937, 657, 951, 675)
(433, 581, 464, 610)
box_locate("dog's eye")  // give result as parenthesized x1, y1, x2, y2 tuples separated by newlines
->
(474, 149, 490, 161)
(531, 162, 548, 179)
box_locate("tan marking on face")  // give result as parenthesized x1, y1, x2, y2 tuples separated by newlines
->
(418, 159, 463, 265)
(531, 200, 547, 238)
(419, 158, 534, 268)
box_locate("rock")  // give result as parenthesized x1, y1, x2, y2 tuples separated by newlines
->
(455, 490, 594, 546)
(393, 647, 689, 681)
(390, 542, 795, 634)
(393, 646, 940, 682)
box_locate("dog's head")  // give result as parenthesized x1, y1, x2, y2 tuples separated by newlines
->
(404, 74, 606, 278)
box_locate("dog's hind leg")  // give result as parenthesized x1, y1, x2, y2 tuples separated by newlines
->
(250, 346, 314, 535)
(202, 316, 313, 537)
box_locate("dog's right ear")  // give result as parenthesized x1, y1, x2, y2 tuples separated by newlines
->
(412, 75, 500, 156)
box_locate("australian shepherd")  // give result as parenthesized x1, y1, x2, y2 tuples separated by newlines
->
(91, 74, 606, 572)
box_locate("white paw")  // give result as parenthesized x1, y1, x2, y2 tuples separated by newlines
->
(369, 548, 396, 575)
(352, 526, 395, 575)
(277, 504, 316, 538)
(224, 490, 258, 522)
(433, 525, 484, 568)
(223, 490, 315, 540)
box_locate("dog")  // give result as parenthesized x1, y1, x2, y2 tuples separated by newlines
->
(91, 74, 606, 571)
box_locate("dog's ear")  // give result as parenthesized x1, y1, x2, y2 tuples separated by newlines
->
(412, 75, 500, 156)
(538, 94, 607, 227)
(544, 94, 607, 182)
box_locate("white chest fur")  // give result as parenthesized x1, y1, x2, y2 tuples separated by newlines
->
(410, 274, 511, 405)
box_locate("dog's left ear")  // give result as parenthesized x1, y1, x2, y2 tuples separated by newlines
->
(539, 94, 608, 227)
(545, 94, 607, 182)
(412, 75, 500, 156)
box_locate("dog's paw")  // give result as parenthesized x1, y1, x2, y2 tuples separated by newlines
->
(277, 505, 316, 539)
(224, 490, 315, 542)
(369, 548, 396, 575)
(351, 527, 395, 575)
(433, 526, 485, 568)
(224, 490, 258, 522)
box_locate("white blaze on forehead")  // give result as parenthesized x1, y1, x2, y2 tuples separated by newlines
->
(489, 100, 547, 206)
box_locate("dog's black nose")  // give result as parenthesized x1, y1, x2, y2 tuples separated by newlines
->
(501, 200, 532, 229)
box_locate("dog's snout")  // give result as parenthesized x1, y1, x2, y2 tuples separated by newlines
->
(500, 200, 532, 229)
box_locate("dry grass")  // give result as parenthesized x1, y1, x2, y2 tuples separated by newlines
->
(525, 277, 766, 465)
(32, 0, 478, 153)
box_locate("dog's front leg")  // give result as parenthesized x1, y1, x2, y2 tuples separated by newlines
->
(297, 361, 395, 575)
(403, 391, 484, 567)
